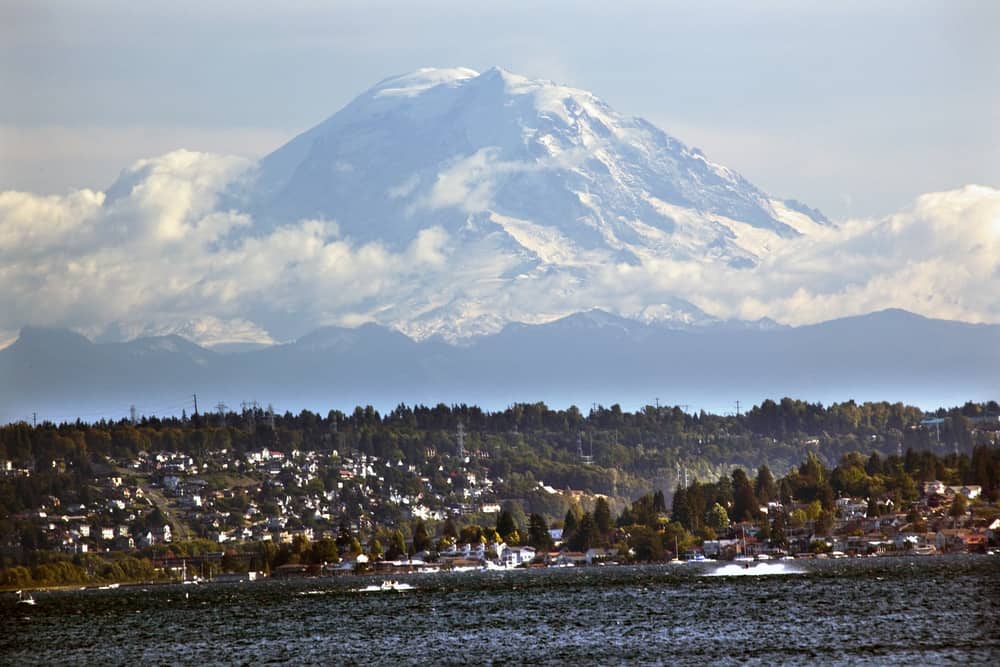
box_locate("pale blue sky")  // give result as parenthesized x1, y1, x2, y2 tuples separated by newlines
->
(2, 0, 997, 219)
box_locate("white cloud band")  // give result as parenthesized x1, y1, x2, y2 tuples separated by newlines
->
(1, 147, 996, 344)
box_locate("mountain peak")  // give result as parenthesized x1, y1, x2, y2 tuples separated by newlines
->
(241, 66, 830, 341)
(369, 67, 479, 99)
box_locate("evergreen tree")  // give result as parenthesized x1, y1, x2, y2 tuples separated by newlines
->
(769, 511, 788, 551)
(754, 465, 777, 503)
(671, 485, 690, 529)
(563, 507, 579, 542)
(496, 510, 516, 542)
(593, 497, 612, 536)
(731, 468, 760, 522)
(386, 529, 407, 560)
(686, 480, 708, 531)
(652, 489, 666, 513)
(412, 520, 431, 553)
(336, 519, 353, 551)
(528, 513, 552, 551)
(865, 452, 884, 476)
(442, 517, 459, 541)
(369, 538, 383, 559)
(949, 493, 968, 524)
(568, 513, 598, 552)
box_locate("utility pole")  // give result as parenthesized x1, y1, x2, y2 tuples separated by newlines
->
(242, 401, 256, 435)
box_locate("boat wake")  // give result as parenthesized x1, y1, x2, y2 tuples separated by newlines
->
(703, 562, 805, 577)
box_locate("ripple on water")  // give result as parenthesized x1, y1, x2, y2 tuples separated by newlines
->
(2, 556, 998, 664)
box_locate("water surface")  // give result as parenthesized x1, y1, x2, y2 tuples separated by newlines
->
(4, 555, 998, 665)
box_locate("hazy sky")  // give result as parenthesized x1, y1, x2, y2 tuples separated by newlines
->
(2, 1, 997, 220)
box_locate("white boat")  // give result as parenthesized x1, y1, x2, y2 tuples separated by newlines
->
(357, 580, 415, 593)
(384, 580, 414, 591)
(16, 590, 36, 606)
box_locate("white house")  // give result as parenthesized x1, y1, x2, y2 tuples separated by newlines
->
(501, 545, 536, 567)
(948, 485, 982, 500)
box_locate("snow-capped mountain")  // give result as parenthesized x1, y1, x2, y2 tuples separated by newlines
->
(223, 67, 828, 341)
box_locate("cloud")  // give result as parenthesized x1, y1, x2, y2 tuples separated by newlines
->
(416, 148, 510, 213)
(761, 184, 1000, 325)
(397, 183, 1000, 336)
(0, 150, 453, 344)
(413, 146, 580, 214)
(1, 144, 996, 346)
(590, 184, 1000, 327)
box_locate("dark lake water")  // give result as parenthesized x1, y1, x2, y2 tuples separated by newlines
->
(4, 555, 999, 665)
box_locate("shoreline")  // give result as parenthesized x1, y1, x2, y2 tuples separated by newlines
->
(7, 550, 995, 594)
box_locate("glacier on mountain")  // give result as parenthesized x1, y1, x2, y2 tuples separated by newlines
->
(224, 66, 828, 340)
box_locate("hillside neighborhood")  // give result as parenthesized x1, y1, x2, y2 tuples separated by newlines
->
(2, 402, 998, 586)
